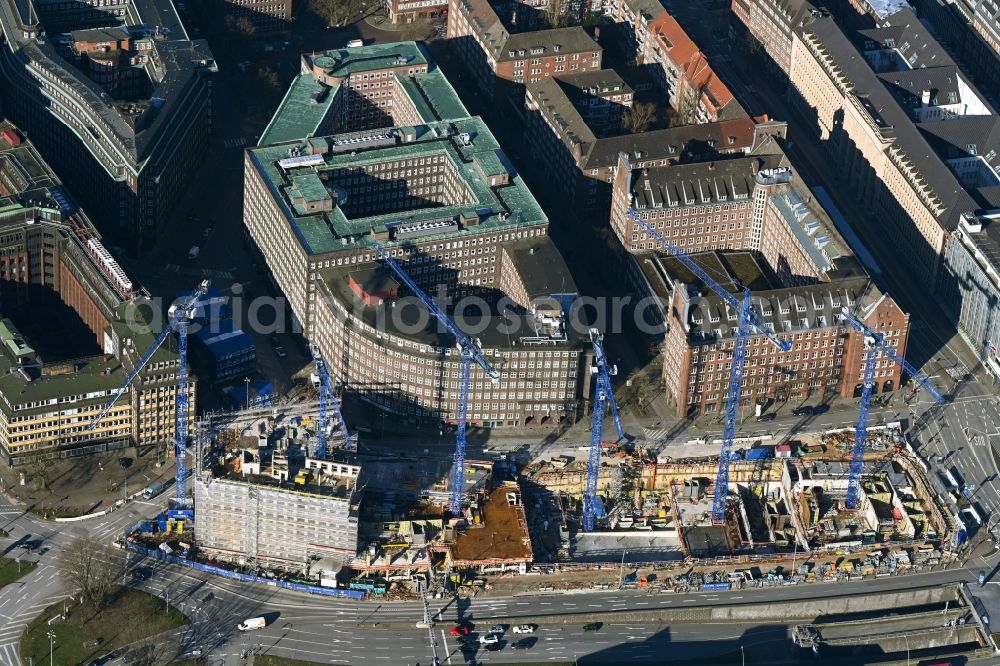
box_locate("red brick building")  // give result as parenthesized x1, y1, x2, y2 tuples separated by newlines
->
(609, 147, 909, 416)
(447, 0, 601, 99)
(654, 252, 907, 416)
(523, 74, 786, 216)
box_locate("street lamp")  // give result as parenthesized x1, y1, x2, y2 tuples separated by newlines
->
(244, 377, 251, 410)
(618, 549, 627, 589)
(46, 630, 55, 666)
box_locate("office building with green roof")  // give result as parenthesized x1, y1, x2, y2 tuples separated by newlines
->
(246, 42, 590, 429)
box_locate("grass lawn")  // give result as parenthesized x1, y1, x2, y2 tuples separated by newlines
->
(21, 587, 187, 666)
(0, 556, 36, 590)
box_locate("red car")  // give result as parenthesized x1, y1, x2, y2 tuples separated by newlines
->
(450, 625, 471, 636)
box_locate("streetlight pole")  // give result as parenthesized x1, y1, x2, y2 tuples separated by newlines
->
(618, 549, 627, 589)
(741, 644, 745, 666)
(245, 377, 251, 410)
(47, 630, 55, 666)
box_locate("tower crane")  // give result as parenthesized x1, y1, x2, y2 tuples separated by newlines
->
(309, 345, 353, 458)
(88, 280, 210, 505)
(631, 211, 792, 522)
(840, 307, 944, 509)
(582, 328, 625, 532)
(370, 241, 500, 515)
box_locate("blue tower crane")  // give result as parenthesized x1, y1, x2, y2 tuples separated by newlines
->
(88, 280, 210, 505)
(840, 307, 944, 509)
(631, 211, 792, 522)
(309, 344, 353, 459)
(583, 328, 625, 532)
(370, 241, 499, 515)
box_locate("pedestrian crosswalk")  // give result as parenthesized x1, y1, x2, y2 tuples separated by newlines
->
(0, 564, 67, 666)
(642, 426, 671, 442)
(222, 136, 250, 149)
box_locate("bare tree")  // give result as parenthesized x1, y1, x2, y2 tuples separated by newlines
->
(59, 536, 126, 609)
(545, 0, 565, 28)
(234, 16, 257, 38)
(255, 66, 281, 94)
(622, 102, 657, 134)
(309, 0, 364, 28)
(26, 458, 51, 491)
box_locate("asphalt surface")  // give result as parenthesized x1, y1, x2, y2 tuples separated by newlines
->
(1, 486, 995, 666)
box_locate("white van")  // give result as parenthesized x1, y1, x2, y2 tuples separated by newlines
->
(347, 39, 364, 48)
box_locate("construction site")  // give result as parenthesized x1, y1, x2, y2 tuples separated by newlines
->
(522, 424, 956, 563)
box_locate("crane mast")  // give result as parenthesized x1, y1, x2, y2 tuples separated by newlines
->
(89, 280, 210, 506)
(582, 329, 625, 531)
(631, 210, 791, 522)
(840, 307, 944, 509)
(370, 241, 498, 515)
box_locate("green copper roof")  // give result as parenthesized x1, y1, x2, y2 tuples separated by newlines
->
(248, 117, 547, 256)
(259, 74, 339, 147)
(315, 41, 429, 78)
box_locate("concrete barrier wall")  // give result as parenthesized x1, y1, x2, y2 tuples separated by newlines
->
(459, 586, 963, 627)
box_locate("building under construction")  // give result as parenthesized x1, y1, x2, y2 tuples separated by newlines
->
(524, 425, 955, 560)
(192, 408, 362, 577)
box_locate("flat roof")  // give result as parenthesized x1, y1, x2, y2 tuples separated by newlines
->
(450, 485, 533, 563)
(249, 117, 547, 256)
(259, 74, 339, 147)
(315, 41, 429, 77)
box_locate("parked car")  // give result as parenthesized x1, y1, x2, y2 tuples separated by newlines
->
(489, 624, 505, 634)
(756, 413, 776, 422)
(480, 634, 499, 645)
(512, 638, 536, 649)
(274, 345, 287, 358)
(512, 624, 535, 634)
(450, 625, 471, 636)
(792, 406, 812, 416)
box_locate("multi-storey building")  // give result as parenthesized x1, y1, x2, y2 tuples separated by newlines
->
(611, 152, 843, 288)
(730, 0, 816, 75)
(937, 210, 1000, 379)
(194, 450, 361, 573)
(655, 251, 906, 416)
(603, 0, 741, 122)
(609, 144, 909, 416)
(910, 0, 1000, 104)
(0, 123, 194, 465)
(548, 69, 634, 135)
(260, 42, 466, 146)
(247, 43, 589, 429)
(0, 0, 216, 239)
(734, 3, 1000, 290)
(447, 0, 602, 99)
(524, 71, 787, 215)
(385, 0, 449, 23)
(221, 0, 293, 36)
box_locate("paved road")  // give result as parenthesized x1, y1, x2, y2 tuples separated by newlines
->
(0, 492, 164, 666)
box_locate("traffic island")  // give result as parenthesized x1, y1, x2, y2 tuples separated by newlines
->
(19, 587, 188, 666)
(0, 556, 36, 590)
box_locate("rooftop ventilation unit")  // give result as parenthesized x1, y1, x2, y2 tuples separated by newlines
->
(329, 131, 396, 153)
(804, 219, 820, 235)
(278, 154, 325, 170)
(388, 217, 458, 240)
(815, 234, 830, 248)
